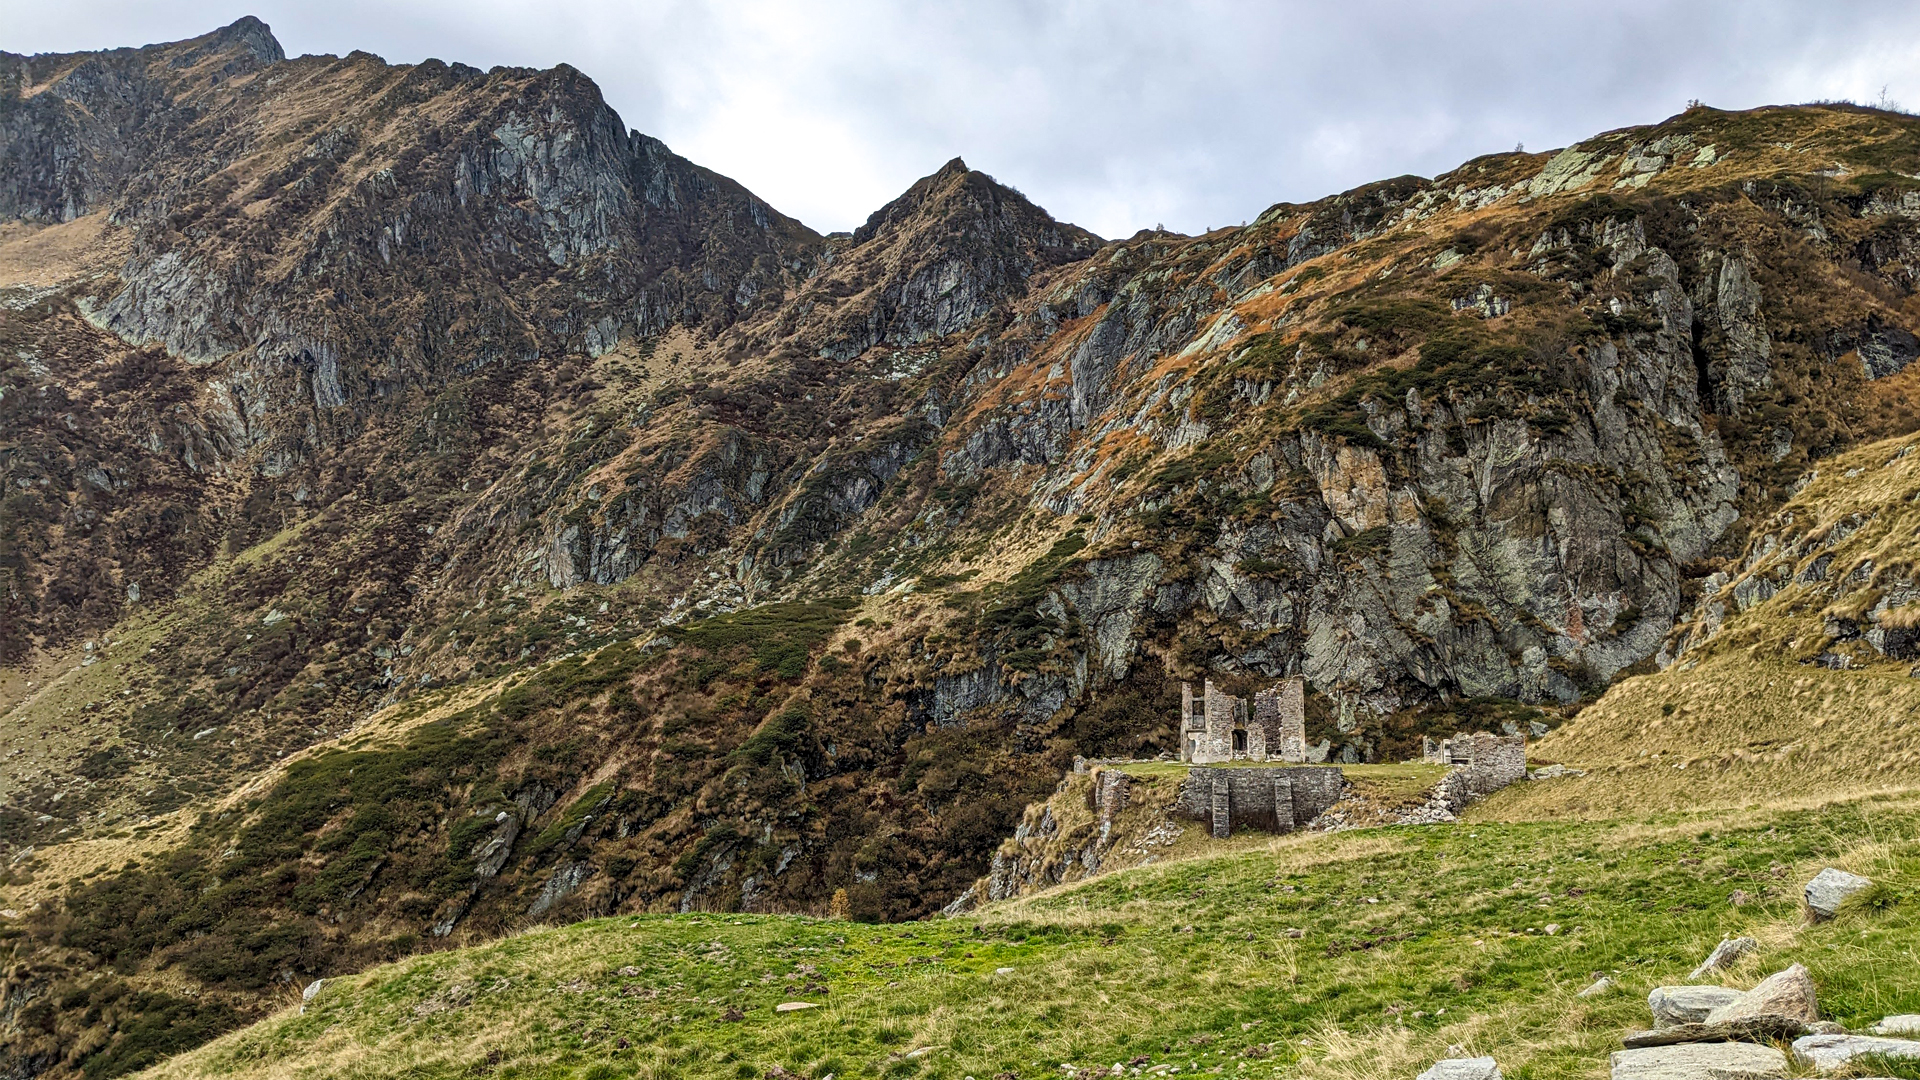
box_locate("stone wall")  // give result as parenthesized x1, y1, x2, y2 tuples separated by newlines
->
(1088, 768, 1131, 825)
(1257, 678, 1307, 763)
(1422, 731, 1528, 804)
(1172, 765, 1344, 838)
(1185, 678, 1300, 763)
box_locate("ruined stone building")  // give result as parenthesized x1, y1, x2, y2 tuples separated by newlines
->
(1423, 731, 1528, 796)
(1179, 678, 1307, 764)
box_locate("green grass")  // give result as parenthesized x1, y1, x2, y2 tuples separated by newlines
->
(1343, 762, 1449, 799)
(143, 792, 1920, 1080)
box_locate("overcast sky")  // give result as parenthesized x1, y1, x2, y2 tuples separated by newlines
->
(9, 1, 1920, 238)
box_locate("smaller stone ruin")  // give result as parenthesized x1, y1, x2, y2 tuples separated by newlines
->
(1423, 731, 1528, 801)
(1180, 677, 1307, 764)
(1173, 765, 1345, 839)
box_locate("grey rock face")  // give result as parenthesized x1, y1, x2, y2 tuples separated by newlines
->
(1610, 1042, 1787, 1080)
(1701, 253, 1775, 412)
(1690, 936, 1758, 979)
(1791, 1033, 1920, 1073)
(1804, 868, 1873, 920)
(527, 860, 595, 916)
(472, 816, 523, 879)
(1415, 1058, 1502, 1080)
(1649, 986, 1743, 1027)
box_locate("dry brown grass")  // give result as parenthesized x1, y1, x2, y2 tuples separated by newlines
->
(0, 213, 125, 288)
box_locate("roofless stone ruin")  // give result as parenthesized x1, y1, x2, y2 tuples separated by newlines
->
(1179, 677, 1306, 764)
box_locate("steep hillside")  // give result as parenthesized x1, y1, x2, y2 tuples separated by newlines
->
(10, 15, 1920, 1077)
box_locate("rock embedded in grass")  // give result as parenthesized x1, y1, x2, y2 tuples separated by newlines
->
(1579, 976, 1616, 998)
(1703, 964, 1819, 1025)
(1688, 936, 1757, 979)
(1872, 1015, 1920, 1036)
(1790, 1033, 1920, 1072)
(1610, 1042, 1789, 1080)
(1650, 986, 1743, 1027)
(1804, 868, 1873, 920)
(1414, 1056, 1502, 1080)
(1622, 1017, 1810, 1048)
(774, 1002, 819, 1013)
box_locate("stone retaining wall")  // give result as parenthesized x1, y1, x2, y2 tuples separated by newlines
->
(1172, 765, 1345, 838)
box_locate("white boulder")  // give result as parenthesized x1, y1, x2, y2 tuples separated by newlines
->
(1871, 1015, 1920, 1036)
(1804, 868, 1873, 920)
(1610, 1042, 1787, 1080)
(1704, 963, 1819, 1025)
(1689, 936, 1756, 979)
(1416, 1057, 1502, 1080)
(1649, 985, 1742, 1027)
(1791, 1033, 1920, 1073)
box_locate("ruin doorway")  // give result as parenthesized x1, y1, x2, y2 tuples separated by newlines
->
(1233, 729, 1248, 755)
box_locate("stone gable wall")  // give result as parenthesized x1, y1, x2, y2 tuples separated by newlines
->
(1256, 678, 1307, 763)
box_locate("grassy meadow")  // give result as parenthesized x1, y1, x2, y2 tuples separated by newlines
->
(141, 785, 1920, 1080)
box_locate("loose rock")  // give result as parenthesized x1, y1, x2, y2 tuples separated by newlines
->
(1610, 1042, 1787, 1080)
(1689, 936, 1757, 979)
(1415, 1057, 1502, 1080)
(1703, 964, 1818, 1026)
(1579, 977, 1615, 998)
(1622, 1017, 1808, 1048)
(1790, 1033, 1920, 1073)
(1804, 868, 1873, 921)
(1649, 986, 1742, 1027)
(1872, 1015, 1920, 1036)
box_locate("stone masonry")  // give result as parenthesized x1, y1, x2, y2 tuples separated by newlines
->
(1173, 765, 1344, 839)
(1259, 679, 1307, 763)
(1089, 767, 1131, 826)
(1180, 677, 1307, 764)
(1423, 731, 1528, 801)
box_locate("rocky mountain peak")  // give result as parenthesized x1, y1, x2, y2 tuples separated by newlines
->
(852, 155, 1094, 251)
(785, 157, 1102, 355)
(202, 15, 285, 65)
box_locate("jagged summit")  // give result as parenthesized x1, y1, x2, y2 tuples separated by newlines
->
(763, 156, 1106, 355)
(200, 15, 284, 64)
(853, 155, 1099, 248)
